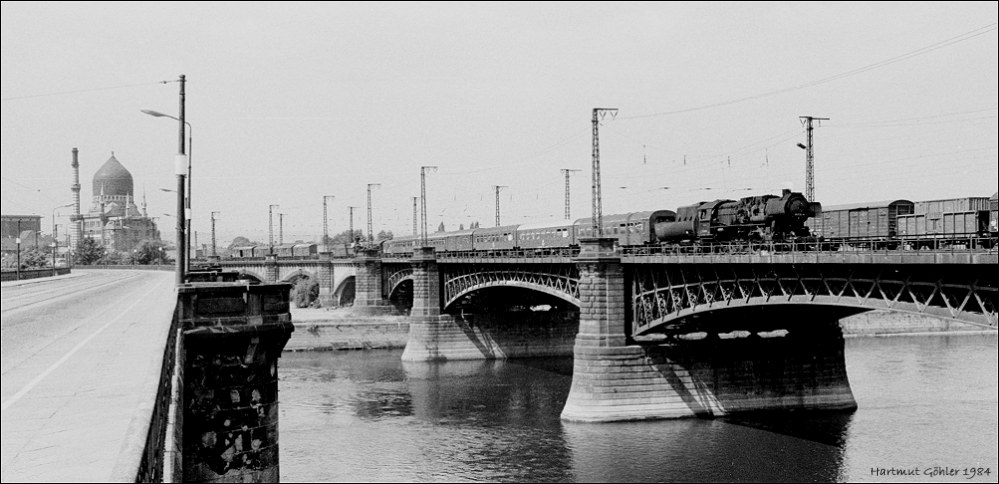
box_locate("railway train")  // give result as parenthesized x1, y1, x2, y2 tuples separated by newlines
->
(222, 191, 996, 260)
(805, 193, 997, 249)
(229, 242, 319, 258)
(383, 189, 820, 255)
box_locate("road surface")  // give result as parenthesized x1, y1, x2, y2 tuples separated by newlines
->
(1, 269, 176, 482)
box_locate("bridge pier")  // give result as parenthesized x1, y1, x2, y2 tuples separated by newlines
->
(177, 282, 294, 482)
(561, 238, 857, 422)
(317, 253, 335, 306)
(352, 246, 392, 314)
(401, 247, 448, 360)
(264, 254, 279, 283)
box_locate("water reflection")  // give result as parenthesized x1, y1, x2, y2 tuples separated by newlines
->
(563, 412, 850, 483)
(279, 333, 997, 483)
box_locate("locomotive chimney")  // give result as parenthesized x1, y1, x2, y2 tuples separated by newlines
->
(70, 147, 82, 252)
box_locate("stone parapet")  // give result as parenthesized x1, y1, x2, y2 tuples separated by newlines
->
(177, 282, 294, 482)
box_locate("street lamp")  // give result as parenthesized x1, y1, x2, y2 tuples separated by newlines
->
(210, 211, 220, 257)
(52, 202, 73, 253)
(142, 73, 188, 284)
(50, 241, 58, 276)
(366, 184, 381, 243)
(143, 108, 193, 270)
(268, 204, 280, 253)
(323, 195, 335, 249)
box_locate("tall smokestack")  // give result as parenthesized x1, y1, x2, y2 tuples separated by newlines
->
(70, 148, 82, 251)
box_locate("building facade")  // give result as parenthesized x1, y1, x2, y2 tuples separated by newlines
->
(73, 153, 160, 253)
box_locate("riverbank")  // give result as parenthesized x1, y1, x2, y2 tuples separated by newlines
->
(286, 307, 993, 352)
(286, 307, 410, 351)
(838, 310, 988, 337)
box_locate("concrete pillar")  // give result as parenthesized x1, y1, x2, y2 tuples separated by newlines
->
(352, 246, 390, 314)
(178, 282, 294, 482)
(573, 237, 626, 348)
(402, 247, 446, 361)
(264, 254, 279, 283)
(410, 247, 440, 318)
(317, 254, 335, 306)
(562, 237, 857, 422)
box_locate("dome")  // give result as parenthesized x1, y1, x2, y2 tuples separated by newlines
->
(92, 153, 133, 197)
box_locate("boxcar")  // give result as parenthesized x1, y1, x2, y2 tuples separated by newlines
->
(274, 243, 296, 257)
(990, 192, 998, 236)
(231, 245, 261, 258)
(913, 197, 990, 216)
(292, 243, 317, 257)
(809, 200, 914, 240)
(897, 210, 990, 238)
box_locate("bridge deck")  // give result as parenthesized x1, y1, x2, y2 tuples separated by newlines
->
(0, 270, 176, 482)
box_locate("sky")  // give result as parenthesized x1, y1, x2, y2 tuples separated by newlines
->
(2, 2, 997, 246)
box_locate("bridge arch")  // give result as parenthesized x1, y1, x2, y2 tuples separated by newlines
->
(236, 270, 266, 283)
(444, 280, 581, 312)
(631, 263, 997, 336)
(332, 275, 356, 307)
(386, 268, 414, 300)
(280, 269, 317, 285)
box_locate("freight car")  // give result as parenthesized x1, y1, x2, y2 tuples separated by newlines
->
(991, 192, 998, 236)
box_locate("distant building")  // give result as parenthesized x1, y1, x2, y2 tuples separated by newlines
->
(1, 215, 41, 239)
(74, 153, 161, 253)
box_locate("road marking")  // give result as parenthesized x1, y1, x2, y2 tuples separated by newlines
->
(1, 276, 171, 412)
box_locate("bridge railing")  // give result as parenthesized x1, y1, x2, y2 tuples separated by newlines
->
(208, 236, 997, 263)
(0, 267, 72, 282)
(621, 237, 998, 258)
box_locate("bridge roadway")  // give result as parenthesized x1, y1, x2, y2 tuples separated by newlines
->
(1, 269, 175, 482)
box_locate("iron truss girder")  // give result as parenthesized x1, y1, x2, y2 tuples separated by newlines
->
(631, 264, 997, 335)
(385, 268, 414, 297)
(443, 263, 580, 309)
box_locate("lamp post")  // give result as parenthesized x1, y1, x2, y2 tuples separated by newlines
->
(366, 183, 381, 243)
(420, 166, 437, 247)
(323, 195, 335, 249)
(210, 211, 220, 257)
(15, 220, 21, 280)
(141, 74, 189, 283)
(348, 206, 359, 247)
(50, 241, 58, 276)
(143, 105, 192, 264)
(269, 204, 280, 254)
(591, 107, 618, 236)
(52, 203, 73, 243)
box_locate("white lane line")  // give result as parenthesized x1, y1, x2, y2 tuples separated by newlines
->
(1, 277, 173, 412)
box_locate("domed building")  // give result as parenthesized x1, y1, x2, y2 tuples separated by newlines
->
(79, 153, 160, 252)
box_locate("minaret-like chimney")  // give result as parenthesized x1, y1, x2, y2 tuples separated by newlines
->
(70, 148, 82, 251)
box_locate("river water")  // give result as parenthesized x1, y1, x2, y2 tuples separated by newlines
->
(279, 333, 997, 482)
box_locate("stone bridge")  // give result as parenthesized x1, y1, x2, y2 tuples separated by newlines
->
(216, 241, 997, 422)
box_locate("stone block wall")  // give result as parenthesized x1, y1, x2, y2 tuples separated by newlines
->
(562, 324, 856, 422)
(402, 310, 578, 361)
(177, 283, 294, 482)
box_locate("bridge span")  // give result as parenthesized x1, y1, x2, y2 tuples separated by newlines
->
(217, 241, 996, 422)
